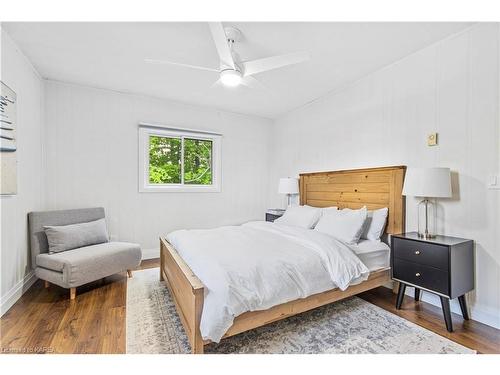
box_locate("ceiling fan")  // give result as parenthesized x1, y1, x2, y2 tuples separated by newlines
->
(145, 22, 310, 89)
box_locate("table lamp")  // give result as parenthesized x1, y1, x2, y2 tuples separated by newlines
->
(278, 177, 299, 208)
(402, 167, 452, 238)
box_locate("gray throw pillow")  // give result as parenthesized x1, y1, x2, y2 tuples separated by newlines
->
(44, 218, 109, 254)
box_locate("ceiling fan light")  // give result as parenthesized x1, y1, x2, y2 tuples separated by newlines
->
(220, 70, 242, 87)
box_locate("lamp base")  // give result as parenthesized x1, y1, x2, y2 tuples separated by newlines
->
(417, 198, 436, 240)
(417, 232, 437, 239)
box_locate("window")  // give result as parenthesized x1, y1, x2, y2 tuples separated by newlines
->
(139, 125, 221, 192)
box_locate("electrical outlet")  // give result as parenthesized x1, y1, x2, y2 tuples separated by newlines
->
(488, 174, 500, 189)
(427, 132, 438, 146)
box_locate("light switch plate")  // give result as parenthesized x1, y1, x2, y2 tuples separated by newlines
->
(488, 174, 500, 189)
(427, 132, 438, 146)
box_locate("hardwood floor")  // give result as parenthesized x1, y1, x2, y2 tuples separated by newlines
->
(0, 259, 158, 354)
(1, 259, 498, 354)
(358, 286, 500, 354)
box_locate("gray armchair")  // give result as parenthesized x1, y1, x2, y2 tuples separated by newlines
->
(28, 207, 142, 300)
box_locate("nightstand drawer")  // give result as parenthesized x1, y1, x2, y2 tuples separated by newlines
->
(392, 237, 448, 270)
(393, 258, 449, 295)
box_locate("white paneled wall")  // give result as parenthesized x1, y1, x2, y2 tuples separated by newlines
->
(44, 81, 272, 256)
(0, 29, 45, 314)
(2, 23, 499, 331)
(268, 23, 500, 328)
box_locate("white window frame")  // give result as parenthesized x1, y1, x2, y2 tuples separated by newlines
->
(139, 124, 221, 193)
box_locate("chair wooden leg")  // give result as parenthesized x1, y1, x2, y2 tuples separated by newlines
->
(44, 280, 50, 288)
(70, 287, 76, 300)
(127, 270, 133, 278)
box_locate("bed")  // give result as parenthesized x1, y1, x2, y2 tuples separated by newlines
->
(160, 165, 406, 353)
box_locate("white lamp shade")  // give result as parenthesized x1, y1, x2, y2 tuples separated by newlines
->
(402, 167, 452, 198)
(278, 177, 299, 194)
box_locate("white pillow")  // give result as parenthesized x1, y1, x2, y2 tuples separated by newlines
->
(361, 207, 388, 241)
(321, 206, 338, 212)
(314, 206, 367, 244)
(44, 218, 109, 254)
(303, 205, 337, 212)
(274, 205, 322, 229)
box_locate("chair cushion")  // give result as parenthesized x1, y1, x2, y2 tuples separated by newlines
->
(36, 241, 142, 287)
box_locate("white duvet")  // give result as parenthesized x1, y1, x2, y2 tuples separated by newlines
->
(166, 221, 370, 342)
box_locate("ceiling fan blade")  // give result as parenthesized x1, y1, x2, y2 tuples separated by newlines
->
(242, 51, 309, 77)
(208, 22, 236, 70)
(241, 76, 269, 91)
(210, 79, 223, 89)
(144, 58, 219, 73)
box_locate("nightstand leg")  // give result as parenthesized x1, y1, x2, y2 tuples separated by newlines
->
(440, 296, 453, 332)
(458, 295, 470, 320)
(396, 283, 406, 309)
(414, 288, 421, 301)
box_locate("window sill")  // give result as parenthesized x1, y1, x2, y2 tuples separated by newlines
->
(139, 184, 221, 193)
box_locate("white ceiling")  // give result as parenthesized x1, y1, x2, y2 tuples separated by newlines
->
(3, 22, 473, 119)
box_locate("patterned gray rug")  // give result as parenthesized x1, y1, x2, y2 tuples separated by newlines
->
(126, 268, 475, 354)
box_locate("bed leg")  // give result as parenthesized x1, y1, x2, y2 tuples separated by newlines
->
(192, 335, 204, 354)
(192, 289, 204, 354)
(392, 281, 399, 294)
(160, 241, 165, 281)
(160, 237, 205, 354)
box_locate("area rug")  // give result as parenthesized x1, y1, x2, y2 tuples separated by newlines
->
(126, 268, 475, 354)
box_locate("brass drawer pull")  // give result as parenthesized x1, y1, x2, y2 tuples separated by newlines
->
(415, 250, 420, 255)
(415, 272, 421, 277)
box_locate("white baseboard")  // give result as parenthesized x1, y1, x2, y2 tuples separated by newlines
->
(0, 271, 38, 317)
(383, 285, 500, 330)
(141, 247, 159, 260)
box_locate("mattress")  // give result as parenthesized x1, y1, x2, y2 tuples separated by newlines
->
(349, 240, 390, 271)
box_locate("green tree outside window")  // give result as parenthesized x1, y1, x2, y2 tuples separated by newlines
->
(148, 135, 212, 185)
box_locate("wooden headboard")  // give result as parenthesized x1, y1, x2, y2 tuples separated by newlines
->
(299, 166, 406, 235)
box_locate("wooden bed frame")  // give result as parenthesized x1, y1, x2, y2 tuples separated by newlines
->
(160, 165, 406, 353)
